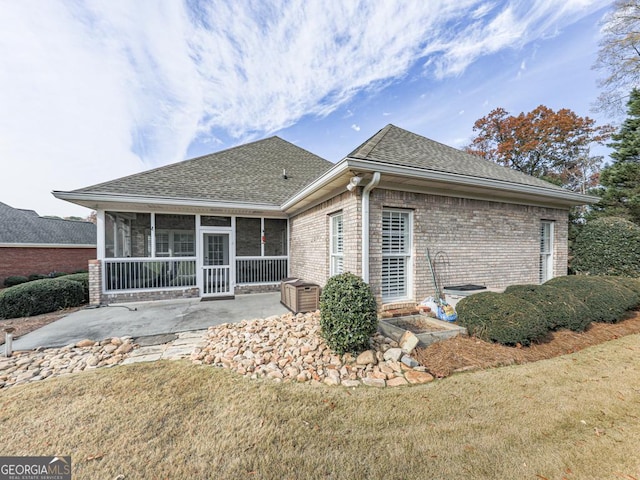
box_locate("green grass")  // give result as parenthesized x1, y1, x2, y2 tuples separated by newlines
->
(2, 335, 640, 479)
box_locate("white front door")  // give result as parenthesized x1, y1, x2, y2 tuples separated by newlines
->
(202, 232, 232, 297)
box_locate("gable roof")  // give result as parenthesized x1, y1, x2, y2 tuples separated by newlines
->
(69, 137, 333, 207)
(347, 124, 569, 192)
(0, 202, 96, 245)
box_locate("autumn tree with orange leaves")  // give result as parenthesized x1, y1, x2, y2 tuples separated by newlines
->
(466, 105, 614, 194)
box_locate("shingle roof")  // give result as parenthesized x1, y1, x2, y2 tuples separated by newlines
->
(348, 124, 568, 192)
(73, 137, 334, 205)
(0, 202, 96, 245)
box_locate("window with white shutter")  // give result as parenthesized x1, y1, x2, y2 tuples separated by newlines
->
(330, 213, 344, 276)
(539, 221, 554, 283)
(382, 209, 412, 302)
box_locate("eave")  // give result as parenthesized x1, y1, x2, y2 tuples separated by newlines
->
(52, 191, 287, 218)
(280, 157, 600, 215)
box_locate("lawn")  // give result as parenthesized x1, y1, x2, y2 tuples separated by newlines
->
(1, 334, 640, 480)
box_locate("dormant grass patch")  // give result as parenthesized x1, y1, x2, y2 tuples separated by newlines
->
(1, 334, 640, 479)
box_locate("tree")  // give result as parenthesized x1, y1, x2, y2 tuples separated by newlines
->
(593, 88, 640, 223)
(466, 105, 614, 193)
(593, 0, 640, 116)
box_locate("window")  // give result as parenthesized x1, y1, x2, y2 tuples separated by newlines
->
(382, 209, 412, 302)
(539, 221, 554, 283)
(330, 213, 344, 276)
(155, 214, 195, 257)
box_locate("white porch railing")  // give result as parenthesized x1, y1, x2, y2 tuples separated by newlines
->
(236, 257, 288, 285)
(104, 257, 196, 291)
(202, 265, 231, 295)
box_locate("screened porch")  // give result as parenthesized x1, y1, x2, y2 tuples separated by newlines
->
(102, 212, 288, 296)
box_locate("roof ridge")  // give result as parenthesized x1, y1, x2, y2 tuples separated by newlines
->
(347, 124, 395, 159)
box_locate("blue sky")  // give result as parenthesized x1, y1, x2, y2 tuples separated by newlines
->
(0, 0, 614, 217)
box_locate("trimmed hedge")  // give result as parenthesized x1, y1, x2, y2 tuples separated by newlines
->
(504, 284, 591, 332)
(62, 272, 90, 303)
(0, 277, 85, 319)
(319, 273, 378, 355)
(545, 275, 638, 323)
(456, 292, 548, 346)
(572, 217, 640, 277)
(3, 276, 28, 288)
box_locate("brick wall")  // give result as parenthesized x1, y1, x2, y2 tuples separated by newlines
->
(368, 189, 569, 304)
(289, 190, 361, 286)
(0, 246, 96, 286)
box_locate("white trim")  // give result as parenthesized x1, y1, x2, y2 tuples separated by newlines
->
(345, 158, 600, 205)
(53, 191, 283, 212)
(539, 220, 555, 283)
(281, 160, 351, 210)
(0, 243, 95, 248)
(97, 210, 105, 258)
(381, 208, 413, 303)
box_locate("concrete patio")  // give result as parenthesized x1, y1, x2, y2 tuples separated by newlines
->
(12, 292, 289, 351)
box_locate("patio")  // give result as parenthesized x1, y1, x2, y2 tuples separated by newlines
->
(11, 292, 289, 350)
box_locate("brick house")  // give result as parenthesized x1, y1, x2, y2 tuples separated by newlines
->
(53, 125, 597, 307)
(0, 202, 96, 286)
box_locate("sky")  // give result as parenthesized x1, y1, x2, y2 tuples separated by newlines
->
(0, 0, 616, 218)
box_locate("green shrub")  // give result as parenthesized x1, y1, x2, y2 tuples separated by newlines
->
(572, 217, 640, 277)
(0, 277, 85, 319)
(603, 276, 640, 298)
(456, 292, 548, 346)
(62, 272, 90, 303)
(27, 274, 48, 282)
(319, 273, 378, 355)
(545, 276, 638, 323)
(504, 284, 591, 332)
(3, 276, 28, 288)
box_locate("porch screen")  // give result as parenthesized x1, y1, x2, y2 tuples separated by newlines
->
(105, 212, 151, 258)
(155, 214, 195, 257)
(381, 209, 411, 302)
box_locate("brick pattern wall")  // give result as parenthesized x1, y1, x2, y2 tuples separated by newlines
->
(88, 259, 101, 305)
(368, 190, 569, 304)
(289, 190, 361, 286)
(0, 246, 96, 286)
(101, 288, 200, 304)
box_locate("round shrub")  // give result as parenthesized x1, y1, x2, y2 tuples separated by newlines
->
(3, 276, 28, 288)
(319, 273, 378, 355)
(545, 275, 638, 323)
(0, 277, 85, 319)
(572, 217, 640, 277)
(504, 284, 591, 332)
(456, 292, 548, 346)
(62, 272, 90, 303)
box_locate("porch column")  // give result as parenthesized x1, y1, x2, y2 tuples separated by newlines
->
(88, 259, 102, 306)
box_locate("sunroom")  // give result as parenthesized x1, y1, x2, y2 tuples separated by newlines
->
(100, 211, 288, 299)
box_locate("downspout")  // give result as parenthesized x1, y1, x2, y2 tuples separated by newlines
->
(361, 172, 380, 283)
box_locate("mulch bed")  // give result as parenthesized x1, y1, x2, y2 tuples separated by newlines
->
(414, 311, 640, 378)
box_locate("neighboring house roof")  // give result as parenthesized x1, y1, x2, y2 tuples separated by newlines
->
(68, 137, 333, 206)
(347, 124, 568, 192)
(0, 202, 96, 246)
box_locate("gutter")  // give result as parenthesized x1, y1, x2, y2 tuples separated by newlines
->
(361, 172, 380, 283)
(52, 191, 283, 213)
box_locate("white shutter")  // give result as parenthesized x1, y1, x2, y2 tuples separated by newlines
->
(382, 209, 411, 302)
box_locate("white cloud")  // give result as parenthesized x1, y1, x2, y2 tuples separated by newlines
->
(0, 0, 612, 216)
(351, 124, 361, 132)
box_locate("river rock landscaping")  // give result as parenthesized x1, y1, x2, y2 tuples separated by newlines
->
(191, 311, 434, 387)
